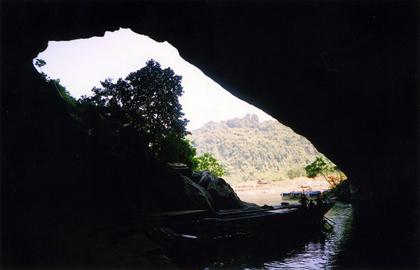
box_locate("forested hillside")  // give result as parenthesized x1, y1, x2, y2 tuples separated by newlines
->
(189, 114, 323, 183)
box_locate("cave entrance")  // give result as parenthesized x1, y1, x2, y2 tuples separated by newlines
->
(34, 28, 345, 206)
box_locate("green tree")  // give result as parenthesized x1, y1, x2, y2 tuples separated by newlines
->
(305, 157, 328, 178)
(157, 135, 197, 168)
(305, 156, 343, 187)
(80, 59, 189, 155)
(193, 153, 226, 177)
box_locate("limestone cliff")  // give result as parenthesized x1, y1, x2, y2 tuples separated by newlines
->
(189, 114, 323, 183)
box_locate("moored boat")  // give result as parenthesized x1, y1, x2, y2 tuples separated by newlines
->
(282, 190, 324, 200)
(146, 200, 334, 258)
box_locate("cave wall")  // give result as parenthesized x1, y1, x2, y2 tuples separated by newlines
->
(2, 1, 418, 267)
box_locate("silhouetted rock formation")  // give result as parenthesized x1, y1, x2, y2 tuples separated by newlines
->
(182, 175, 215, 211)
(190, 170, 257, 210)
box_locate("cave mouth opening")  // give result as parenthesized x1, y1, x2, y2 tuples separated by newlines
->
(33, 27, 345, 206)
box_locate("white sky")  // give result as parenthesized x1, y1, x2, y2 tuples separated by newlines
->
(34, 28, 274, 131)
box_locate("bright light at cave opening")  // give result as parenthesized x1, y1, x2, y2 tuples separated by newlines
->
(34, 27, 274, 131)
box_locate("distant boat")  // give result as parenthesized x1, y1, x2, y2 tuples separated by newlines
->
(281, 191, 304, 200)
(282, 190, 323, 200)
(307, 190, 322, 197)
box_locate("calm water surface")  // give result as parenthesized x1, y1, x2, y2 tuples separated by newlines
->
(201, 202, 354, 270)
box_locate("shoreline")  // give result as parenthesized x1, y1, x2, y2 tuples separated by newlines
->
(231, 176, 331, 206)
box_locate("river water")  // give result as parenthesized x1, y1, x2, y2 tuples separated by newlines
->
(201, 202, 354, 269)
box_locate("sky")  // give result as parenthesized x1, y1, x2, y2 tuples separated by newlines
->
(34, 28, 274, 131)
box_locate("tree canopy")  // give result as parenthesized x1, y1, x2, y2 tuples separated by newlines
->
(157, 136, 197, 169)
(36, 58, 226, 174)
(305, 157, 330, 178)
(305, 156, 344, 187)
(193, 152, 226, 177)
(80, 59, 189, 154)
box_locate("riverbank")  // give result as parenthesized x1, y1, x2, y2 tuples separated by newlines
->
(232, 176, 331, 206)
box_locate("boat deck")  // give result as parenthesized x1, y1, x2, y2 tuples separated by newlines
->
(203, 208, 298, 222)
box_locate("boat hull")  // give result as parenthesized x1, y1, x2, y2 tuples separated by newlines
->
(147, 202, 334, 261)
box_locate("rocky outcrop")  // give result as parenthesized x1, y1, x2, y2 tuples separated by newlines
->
(182, 175, 215, 211)
(188, 170, 259, 210)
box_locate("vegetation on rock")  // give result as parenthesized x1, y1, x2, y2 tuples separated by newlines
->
(36, 58, 226, 173)
(305, 156, 345, 187)
(193, 153, 226, 177)
(35, 58, 334, 186)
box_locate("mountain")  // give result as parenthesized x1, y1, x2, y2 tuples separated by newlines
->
(188, 114, 322, 183)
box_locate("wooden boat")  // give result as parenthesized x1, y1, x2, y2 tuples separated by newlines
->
(146, 200, 334, 257)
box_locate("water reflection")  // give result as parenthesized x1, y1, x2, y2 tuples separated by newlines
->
(201, 203, 353, 269)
